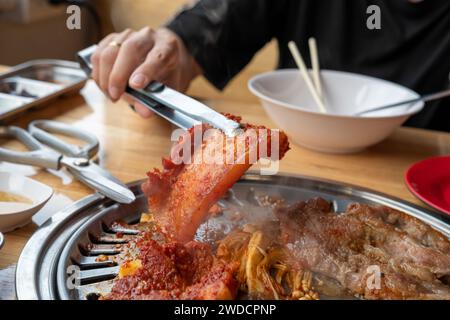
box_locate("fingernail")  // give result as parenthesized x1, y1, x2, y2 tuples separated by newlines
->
(109, 86, 120, 100)
(130, 74, 148, 88)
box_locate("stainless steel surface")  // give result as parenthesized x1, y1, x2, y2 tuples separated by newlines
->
(29, 120, 99, 159)
(0, 122, 135, 204)
(130, 86, 201, 130)
(16, 173, 450, 300)
(77, 45, 241, 136)
(62, 157, 135, 204)
(0, 232, 4, 250)
(0, 60, 87, 122)
(356, 88, 450, 116)
(29, 120, 127, 189)
(0, 77, 62, 99)
(142, 86, 242, 137)
(0, 93, 32, 112)
(76, 46, 95, 76)
(0, 126, 61, 170)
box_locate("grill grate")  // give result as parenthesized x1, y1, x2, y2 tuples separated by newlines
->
(63, 213, 146, 298)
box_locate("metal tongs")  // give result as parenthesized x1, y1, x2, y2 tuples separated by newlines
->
(77, 46, 241, 137)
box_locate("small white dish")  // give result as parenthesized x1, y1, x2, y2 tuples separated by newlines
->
(249, 69, 423, 153)
(0, 172, 53, 233)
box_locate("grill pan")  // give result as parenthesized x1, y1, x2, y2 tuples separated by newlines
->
(16, 172, 450, 300)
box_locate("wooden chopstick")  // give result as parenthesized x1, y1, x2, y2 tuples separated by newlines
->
(308, 37, 323, 100)
(288, 41, 327, 113)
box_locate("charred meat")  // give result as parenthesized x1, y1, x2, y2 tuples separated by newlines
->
(142, 115, 289, 243)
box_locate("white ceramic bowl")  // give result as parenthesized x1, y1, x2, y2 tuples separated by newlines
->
(249, 69, 423, 153)
(0, 172, 53, 232)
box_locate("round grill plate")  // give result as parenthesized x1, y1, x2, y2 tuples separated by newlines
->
(16, 173, 450, 300)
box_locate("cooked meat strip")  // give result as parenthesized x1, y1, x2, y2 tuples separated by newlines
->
(142, 114, 289, 243)
(277, 198, 450, 300)
(346, 204, 450, 277)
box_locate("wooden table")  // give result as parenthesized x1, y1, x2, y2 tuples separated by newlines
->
(0, 76, 449, 298)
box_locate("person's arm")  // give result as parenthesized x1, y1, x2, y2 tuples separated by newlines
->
(166, 0, 284, 90)
(91, 0, 283, 118)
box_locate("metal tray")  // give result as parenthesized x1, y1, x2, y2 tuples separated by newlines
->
(0, 60, 87, 122)
(15, 173, 450, 300)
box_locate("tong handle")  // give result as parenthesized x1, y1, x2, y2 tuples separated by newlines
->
(77, 45, 166, 92)
(76, 45, 96, 76)
(77, 45, 200, 130)
(0, 126, 61, 170)
(29, 120, 99, 159)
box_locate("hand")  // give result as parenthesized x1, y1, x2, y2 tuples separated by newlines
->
(91, 27, 202, 118)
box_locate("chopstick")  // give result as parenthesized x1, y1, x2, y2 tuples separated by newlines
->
(288, 41, 327, 114)
(308, 38, 323, 99)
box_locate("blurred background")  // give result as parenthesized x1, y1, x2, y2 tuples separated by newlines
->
(0, 0, 277, 101)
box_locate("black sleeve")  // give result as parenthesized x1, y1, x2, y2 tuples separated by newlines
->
(166, 0, 285, 90)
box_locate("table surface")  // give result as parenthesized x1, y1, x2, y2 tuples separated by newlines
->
(0, 73, 450, 297)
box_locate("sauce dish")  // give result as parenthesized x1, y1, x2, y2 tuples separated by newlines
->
(0, 172, 53, 232)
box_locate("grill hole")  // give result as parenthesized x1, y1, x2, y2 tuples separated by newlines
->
(80, 274, 117, 286)
(102, 222, 140, 235)
(88, 232, 130, 245)
(76, 267, 119, 286)
(71, 257, 118, 270)
(86, 293, 101, 300)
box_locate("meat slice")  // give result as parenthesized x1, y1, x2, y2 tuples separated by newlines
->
(142, 115, 290, 243)
(346, 204, 450, 277)
(276, 198, 450, 300)
(347, 203, 450, 255)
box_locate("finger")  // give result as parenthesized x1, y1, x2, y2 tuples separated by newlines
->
(134, 103, 154, 118)
(91, 33, 117, 83)
(122, 94, 154, 118)
(129, 36, 178, 89)
(98, 29, 133, 95)
(108, 27, 156, 101)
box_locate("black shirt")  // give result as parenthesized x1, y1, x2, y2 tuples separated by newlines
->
(167, 0, 450, 131)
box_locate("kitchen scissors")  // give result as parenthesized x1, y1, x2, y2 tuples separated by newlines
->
(0, 120, 135, 204)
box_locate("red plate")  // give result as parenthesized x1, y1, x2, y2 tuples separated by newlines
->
(405, 156, 450, 216)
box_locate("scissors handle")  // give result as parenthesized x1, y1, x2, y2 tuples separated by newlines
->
(29, 120, 99, 159)
(0, 126, 61, 170)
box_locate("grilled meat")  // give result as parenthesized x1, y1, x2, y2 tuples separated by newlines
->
(109, 110, 450, 300)
(346, 204, 450, 277)
(142, 114, 289, 243)
(106, 197, 450, 300)
(277, 198, 450, 299)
